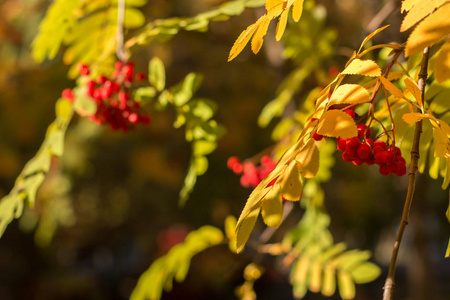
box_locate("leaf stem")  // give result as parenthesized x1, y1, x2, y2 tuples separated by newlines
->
(382, 46, 429, 300)
(116, 0, 128, 62)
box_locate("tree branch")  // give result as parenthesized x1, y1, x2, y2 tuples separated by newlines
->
(382, 46, 429, 300)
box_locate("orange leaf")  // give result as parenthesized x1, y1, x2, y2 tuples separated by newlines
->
(266, 0, 285, 19)
(341, 59, 381, 77)
(379, 75, 405, 99)
(405, 3, 450, 57)
(402, 112, 430, 123)
(401, 0, 416, 13)
(276, 9, 289, 41)
(295, 138, 319, 178)
(328, 84, 370, 107)
(317, 110, 357, 138)
(436, 39, 450, 83)
(251, 17, 271, 54)
(292, 0, 304, 22)
(404, 77, 423, 108)
(266, 0, 285, 11)
(358, 25, 390, 53)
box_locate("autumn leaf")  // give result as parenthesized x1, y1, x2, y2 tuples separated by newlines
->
(279, 161, 303, 201)
(292, 0, 304, 22)
(401, 0, 449, 32)
(436, 39, 450, 83)
(228, 19, 261, 61)
(251, 18, 271, 54)
(404, 77, 423, 108)
(379, 75, 405, 99)
(433, 127, 449, 157)
(341, 59, 381, 77)
(405, 2, 450, 57)
(402, 112, 430, 123)
(317, 110, 358, 138)
(276, 9, 289, 41)
(358, 25, 390, 53)
(327, 84, 370, 107)
(261, 184, 283, 228)
(295, 138, 320, 178)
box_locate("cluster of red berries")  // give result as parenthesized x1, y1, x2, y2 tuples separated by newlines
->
(227, 155, 276, 188)
(62, 62, 150, 132)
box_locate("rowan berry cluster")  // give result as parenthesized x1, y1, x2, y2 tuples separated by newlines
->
(334, 110, 406, 176)
(227, 155, 276, 188)
(62, 62, 150, 132)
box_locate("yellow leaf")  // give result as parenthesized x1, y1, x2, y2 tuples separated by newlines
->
(439, 118, 450, 137)
(328, 84, 370, 107)
(309, 261, 322, 293)
(402, 112, 430, 123)
(236, 204, 261, 253)
(266, 0, 285, 19)
(405, 3, 450, 57)
(433, 127, 449, 157)
(379, 75, 405, 99)
(401, 0, 416, 13)
(261, 184, 283, 228)
(404, 77, 423, 108)
(276, 9, 289, 41)
(251, 17, 271, 54)
(228, 19, 260, 61)
(295, 138, 320, 178)
(317, 110, 357, 138)
(341, 59, 381, 77)
(436, 39, 450, 83)
(387, 71, 406, 81)
(292, 0, 304, 22)
(358, 25, 390, 53)
(337, 271, 356, 300)
(279, 160, 303, 201)
(401, 0, 449, 32)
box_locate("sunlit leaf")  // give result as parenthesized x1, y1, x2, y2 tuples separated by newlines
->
(328, 84, 370, 107)
(251, 18, 271, 54)
(317, 110, 358, 138)
(292, 0, 304, 22)
(445, 238, 450, 258)
(379, 75, 405, 99)
(275, 9, 289, 41)
(402, 112, 430, 123)
(228, 18, 261, 61)
(436, 40, 450, 83)
(433, 127, 449, 157)
(404, 77, 423, 108)
(401, 0, 449, 32)
(341, 59, 381, 77)
(296, 138, 320, 178)
(236, 204, 262, 253)
(261, 184, 283, 228)
(405, 3, 450, 57)
(358, 25, 390, 53)
(322, 265, 336, 296)
(279, 161, 303, 201)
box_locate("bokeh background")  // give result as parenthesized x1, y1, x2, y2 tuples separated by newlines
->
(0, 0, 449, 299)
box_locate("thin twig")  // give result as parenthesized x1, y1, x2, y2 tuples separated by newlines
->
(382, 46, 429, 300)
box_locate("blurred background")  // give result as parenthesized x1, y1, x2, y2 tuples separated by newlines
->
(0, 0, 449, 299)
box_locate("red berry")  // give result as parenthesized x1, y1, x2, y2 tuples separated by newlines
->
(379, 165, 390, 176)
(366, 139, 374, 147)
(345, 109, 356, 119)
(396, 156, 406, 164)
(373, 140, 387, 150)
(342, 148, 357, 162)
(136, 72, 146, 81)
(128, 113, 139, 123)
(352, 158, 364, 166)
(357, 124, 371, 138)
(97, 75, 107, 84)
(122, 64, 134, 78)
(381, 151, 395, 165)
(312, 131, 324, 141)
(373, 145, 385, 153)
(62, 89, 75, 102)
(347, 137, 360, 150)
(337, 138, 347, 151)
(77, 63, 90, 76)
(227, 156, 240, 169)
(396, 162, 407, 176)
(357, 143, 372, 160)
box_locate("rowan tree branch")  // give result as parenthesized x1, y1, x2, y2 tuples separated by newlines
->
(382, 46, 429, 300)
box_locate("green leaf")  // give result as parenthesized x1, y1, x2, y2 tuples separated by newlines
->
(55, 98, 73, 123)
(135, 87, 157, 102)
(194, 156, 208, 176)
(23, 173, 46, 207)
(172, 73, 203, 106)
(149, 57, 166, 91)
(219, 1, 245, 15)
(338, 271, 355, 300)
(179, 161, 197, 206)
(193, 140, 217, 157)
(322, 266, 336, 296)
(123, 8, 146, 28)
(350, 262, 381, 284)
